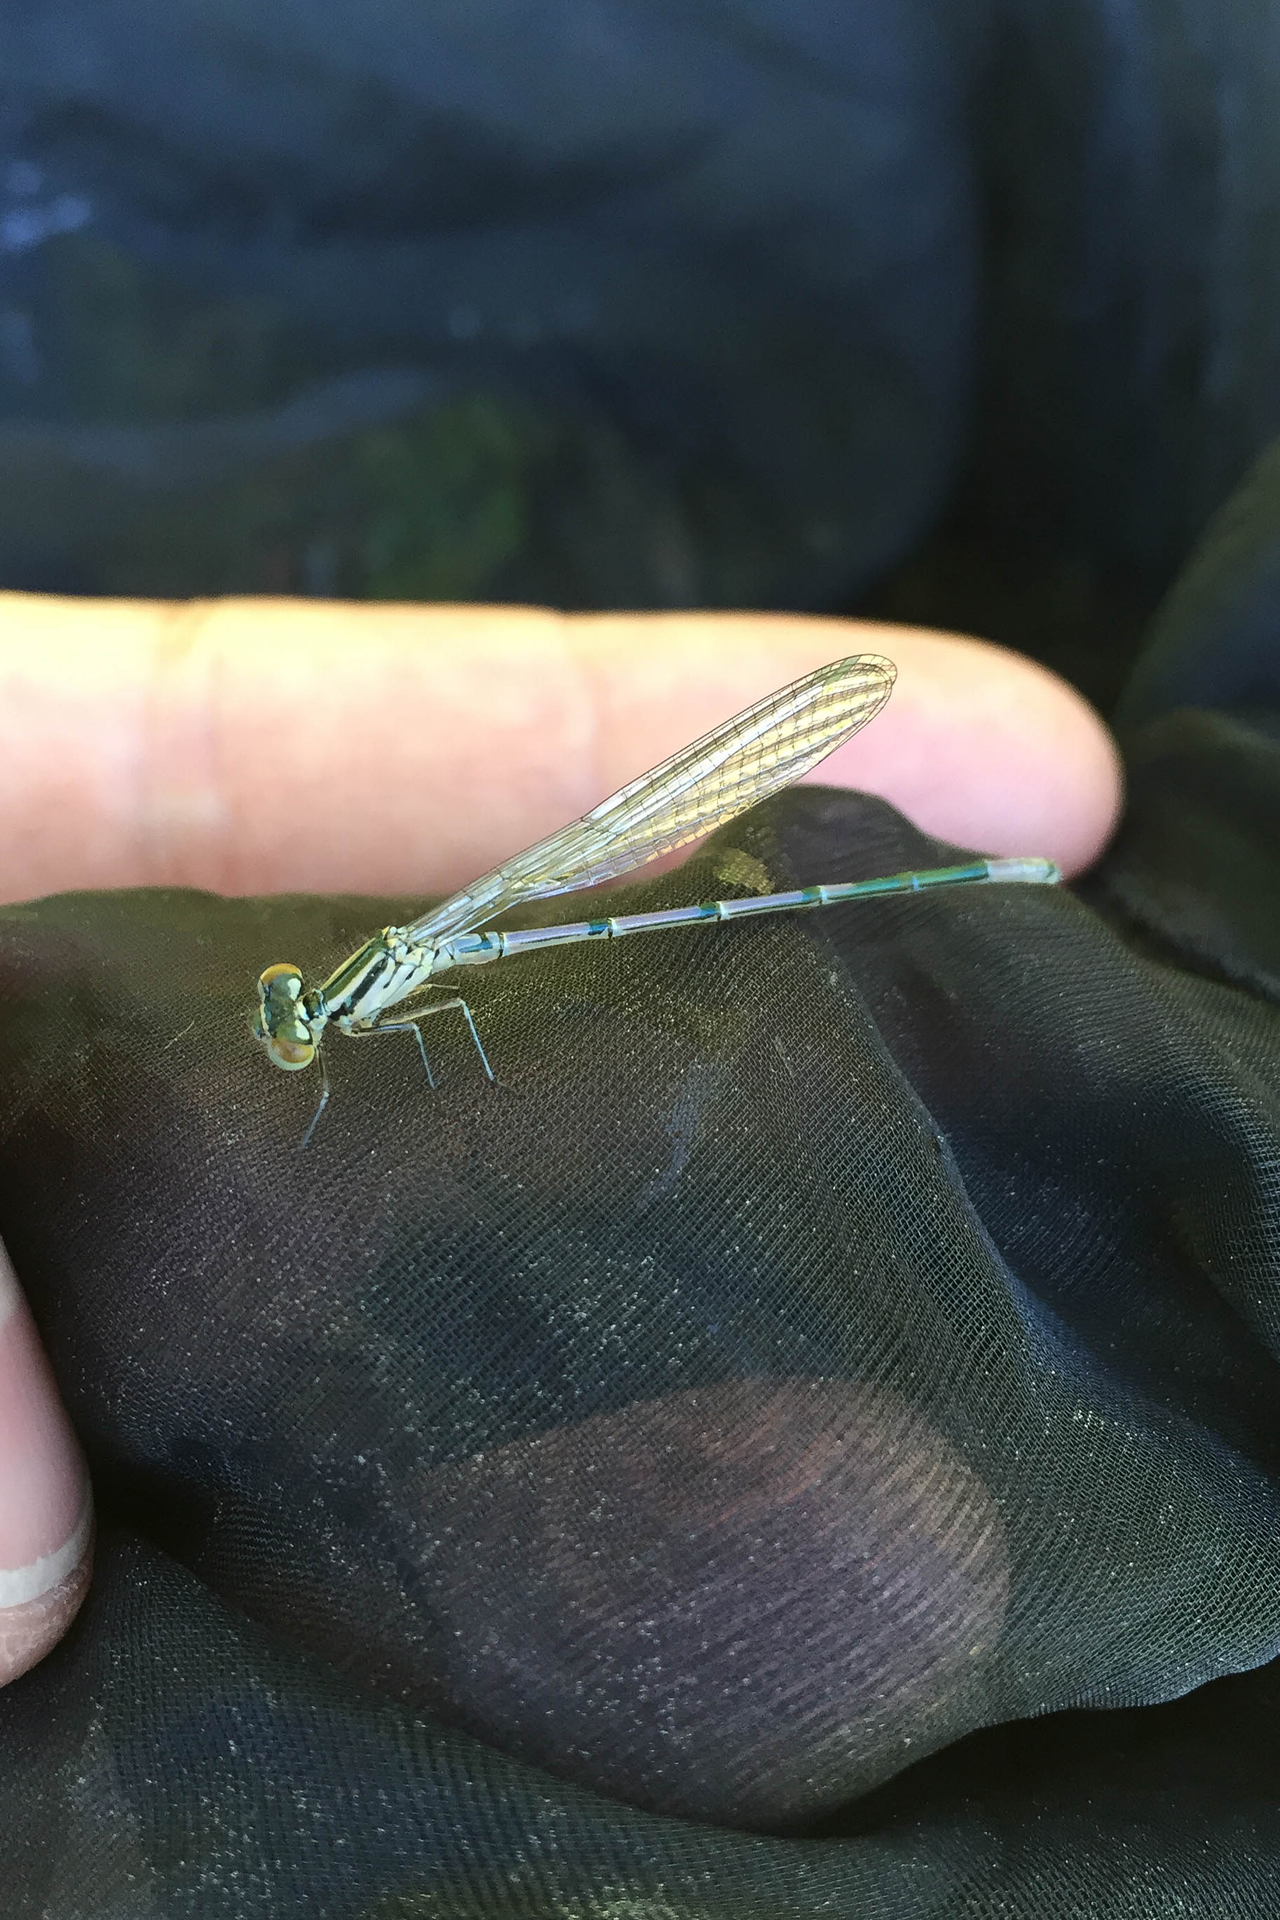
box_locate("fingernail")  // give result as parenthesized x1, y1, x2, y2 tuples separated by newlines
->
(0, 1257, 93, 1684)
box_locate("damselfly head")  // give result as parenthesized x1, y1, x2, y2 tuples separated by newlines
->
(253, 963, 316, 1070)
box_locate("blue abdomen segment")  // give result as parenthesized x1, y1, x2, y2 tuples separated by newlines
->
(434, 857, 1060, 971)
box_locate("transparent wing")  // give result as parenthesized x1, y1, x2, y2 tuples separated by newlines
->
(408, 652, 896, 943)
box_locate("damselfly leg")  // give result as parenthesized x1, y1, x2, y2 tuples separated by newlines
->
(299, 992, 495, 1146)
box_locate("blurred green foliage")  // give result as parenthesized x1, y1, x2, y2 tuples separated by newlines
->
(47, 236, 315, 423)
(19, 236, 804, 610)
(93, 391, 790, 608)
(31, 233, 1153, 698)
(355, 398, 531, 601)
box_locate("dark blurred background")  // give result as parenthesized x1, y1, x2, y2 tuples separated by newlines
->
(1, 1, 1275, 712)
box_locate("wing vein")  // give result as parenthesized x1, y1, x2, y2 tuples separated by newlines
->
(406, 653, 896, 943)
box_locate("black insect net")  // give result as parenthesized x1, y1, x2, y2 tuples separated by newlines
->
(2, 459, 1280, 1915)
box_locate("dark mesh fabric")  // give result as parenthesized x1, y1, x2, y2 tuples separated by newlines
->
(2, 490, 1280, 1908)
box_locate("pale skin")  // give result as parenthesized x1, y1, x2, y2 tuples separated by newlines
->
(0, 595, 1123, 1685)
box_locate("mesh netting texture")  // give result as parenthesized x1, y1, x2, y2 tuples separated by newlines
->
(0, 619, 1278, 1913)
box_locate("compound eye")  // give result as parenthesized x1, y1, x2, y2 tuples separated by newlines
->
(259, 963, 303, 1000)
(267, 1036, 315, 1070)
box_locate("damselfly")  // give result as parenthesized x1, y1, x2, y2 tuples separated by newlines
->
(252, 654, 1061, 1143)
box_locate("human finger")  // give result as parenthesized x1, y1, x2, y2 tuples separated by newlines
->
(0, 1249, 92, 1686)
(0, 598, 1119, 904)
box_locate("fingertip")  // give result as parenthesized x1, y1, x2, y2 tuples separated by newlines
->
(0, 1511, 94, 1689)
(835, 625, 1123, 877)
(0, 1255, 92, 1686)
(569, 614, 1122, 878)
